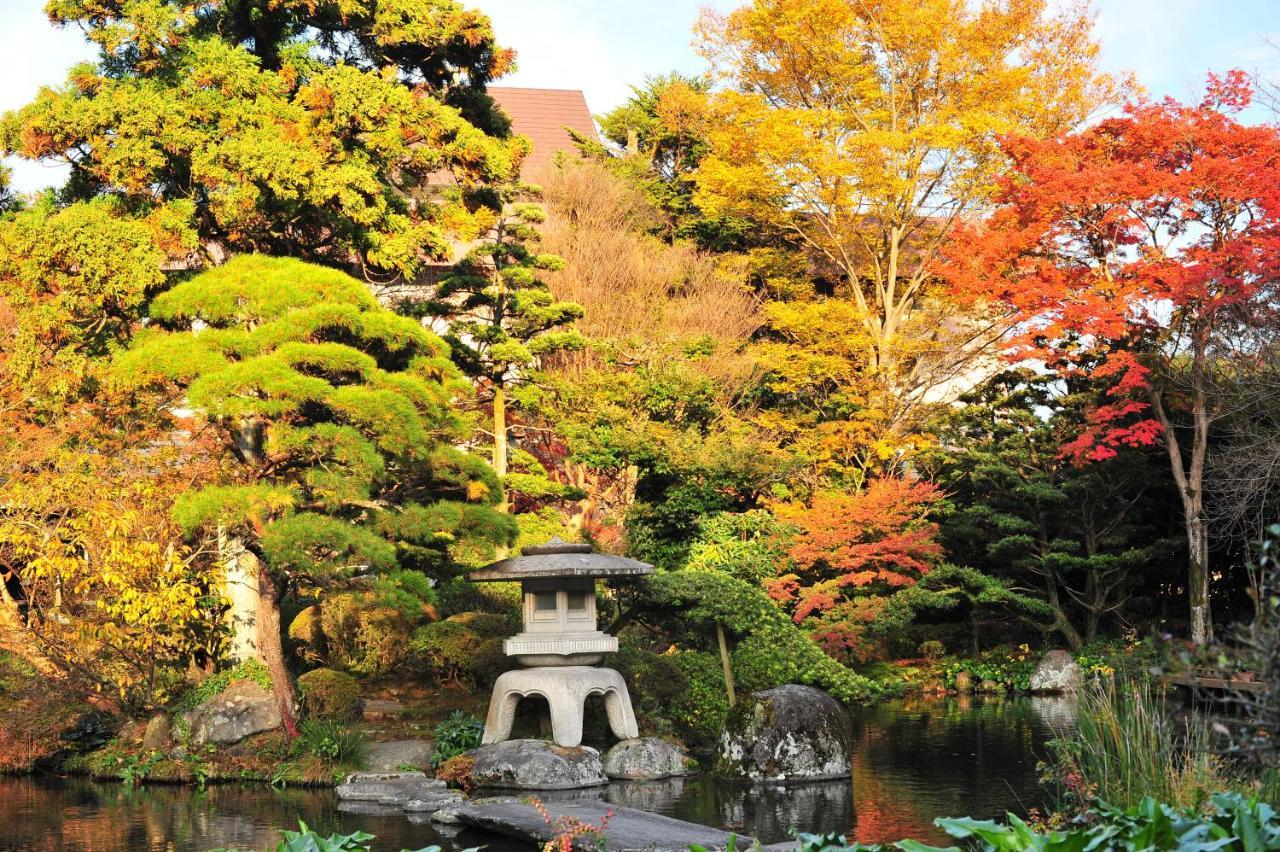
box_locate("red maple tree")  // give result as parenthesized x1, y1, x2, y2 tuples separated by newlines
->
(943, 71, 1280, 643)
(771, 477, 943, 625)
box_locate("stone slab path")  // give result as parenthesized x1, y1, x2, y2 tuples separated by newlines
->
(454, 797, 759, 852)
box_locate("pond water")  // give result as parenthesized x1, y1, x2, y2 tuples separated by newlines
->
(0, 696, 1075, 851)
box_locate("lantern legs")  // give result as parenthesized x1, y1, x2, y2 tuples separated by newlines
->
(482, 666, 640, 748)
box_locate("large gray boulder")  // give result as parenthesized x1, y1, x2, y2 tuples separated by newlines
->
(1029, 650, 1084, 694)
(182, 680, 282, 745)
(363, 739, 435, 772)
(715, 684, 851, 783)
(336, 771, 450, 806)
(469, 739, 607, 790)
(603, 738, 689, 781)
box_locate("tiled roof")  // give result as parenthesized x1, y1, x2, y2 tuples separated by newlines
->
(489, 87, 599, 177)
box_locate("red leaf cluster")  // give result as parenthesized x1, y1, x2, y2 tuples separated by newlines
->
(941, 73, 1280, 463)
(771, 477, 943, 622)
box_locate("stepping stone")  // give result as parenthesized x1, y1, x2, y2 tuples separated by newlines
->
(360, 698, 404, 720)
(364, 739, 434, 771)
(453, 799, 755, 852)
(335, 771, 446, 806)
(404, 791, 464, 813)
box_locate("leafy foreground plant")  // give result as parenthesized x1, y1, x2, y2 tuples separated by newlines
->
(780, 793, 1280, 851)
(431, 711, 484, 768)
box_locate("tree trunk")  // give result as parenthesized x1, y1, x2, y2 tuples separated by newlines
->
(255, 564, 298, 737)
(1150, 368, 1213, 644)
(493, 383, 508, 512)
(716, 621, 736, 708)
(219, 528, 263, 664)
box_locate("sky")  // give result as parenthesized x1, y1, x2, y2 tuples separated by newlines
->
(2, 0, 1279, 194)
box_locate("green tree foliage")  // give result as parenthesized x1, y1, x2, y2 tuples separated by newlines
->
(533, 360, 792, 566)
(628, 570, 883, 704)
(0, 196, 194, 411)
(922, 370, 1181, 649)
(594, 73, 748, 251)
(4, 3, 523, 279)
(419, 182, 584, 500)
(685, 510, 794, 585)
(43, 0, 515, 130)
(114, 255, 516, 723)
(873, 564, 1053, 656)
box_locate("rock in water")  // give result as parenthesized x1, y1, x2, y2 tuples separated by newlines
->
(715, 684, 851, 782)
(363, 739, 435, 772)
(603, 738, 689, 781)
(469, 739, 607, 790)
(336, 771, 449, 806)
(1029, 650, 1084, 694)
(182, 680, 282, 745)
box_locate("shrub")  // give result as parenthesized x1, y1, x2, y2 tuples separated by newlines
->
(296, 719, 366, 767)
(431, 711, 484, 768)
(667, 650, 732, 746)
(287, 605, 325, 664)
(296, 668, 361, 721)
(634, 571, 884, 704)
(319, 593, 416, 677)
(918, 640, 945, 660)
(175, 660, 273, 714)
(413, 612, 512, 687)
(435, 754, 476, 792)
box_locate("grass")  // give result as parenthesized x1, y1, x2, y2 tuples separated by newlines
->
(1047, 679, 1250, 811)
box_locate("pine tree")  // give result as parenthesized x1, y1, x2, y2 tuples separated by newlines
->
(5, 1, 523, 279)
(421, 182, 585, 509)
(114, 255, 516, 728)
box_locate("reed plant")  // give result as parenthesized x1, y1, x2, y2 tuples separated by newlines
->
(1047, 679, 1241, 811)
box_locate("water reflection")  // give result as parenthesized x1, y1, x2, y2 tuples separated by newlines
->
(0, 696, 1068, 849)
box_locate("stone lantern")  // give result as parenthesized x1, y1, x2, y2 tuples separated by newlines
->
(469, 538, 653, 748)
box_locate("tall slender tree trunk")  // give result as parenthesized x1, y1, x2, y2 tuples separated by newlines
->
(1150, 364, 1213, 645)
(255, 564, 298, 737)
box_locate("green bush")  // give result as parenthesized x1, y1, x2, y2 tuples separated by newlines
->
(685, 510, 794, 585)
(296, 719, 366, 766)
(667, 650, 732, 746)
(434, 577, 521, 619)
(175, 660, 273, 714)
(412, 612, 512, 687)
(635, 571, 887, 704)
(297, 668, 361, 721)
(431, 711, 484, 768)
(319, 593, 416, 677)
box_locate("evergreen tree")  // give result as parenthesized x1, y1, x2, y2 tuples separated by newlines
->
(421, 182, 585, 508)
(5, 1, 523, 279)
(115, 255, 515, 727)
(923, 370, 1181, 648)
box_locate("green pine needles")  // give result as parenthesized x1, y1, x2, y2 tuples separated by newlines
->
(115, 255, 516, 718)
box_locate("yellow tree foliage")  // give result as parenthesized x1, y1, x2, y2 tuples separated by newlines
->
(0, 445, 222, 708)
(694, 0, 1122, 450)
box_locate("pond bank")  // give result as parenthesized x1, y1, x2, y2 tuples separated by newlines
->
(0, 696, 1070, 850)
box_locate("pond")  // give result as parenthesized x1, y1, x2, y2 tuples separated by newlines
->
(0, 696, 1075, 851)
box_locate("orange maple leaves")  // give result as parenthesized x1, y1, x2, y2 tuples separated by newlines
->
(771, 477, 944, 622)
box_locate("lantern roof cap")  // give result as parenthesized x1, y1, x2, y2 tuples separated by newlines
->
(468, 537, 654, 582)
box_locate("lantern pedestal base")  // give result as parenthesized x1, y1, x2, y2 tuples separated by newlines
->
(482, 666, 639, 748)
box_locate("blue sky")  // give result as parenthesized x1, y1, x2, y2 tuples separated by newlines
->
(3, 0, 1279, 194)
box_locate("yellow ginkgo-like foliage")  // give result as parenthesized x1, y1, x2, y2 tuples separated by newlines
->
(694, 0, 1122, 416)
